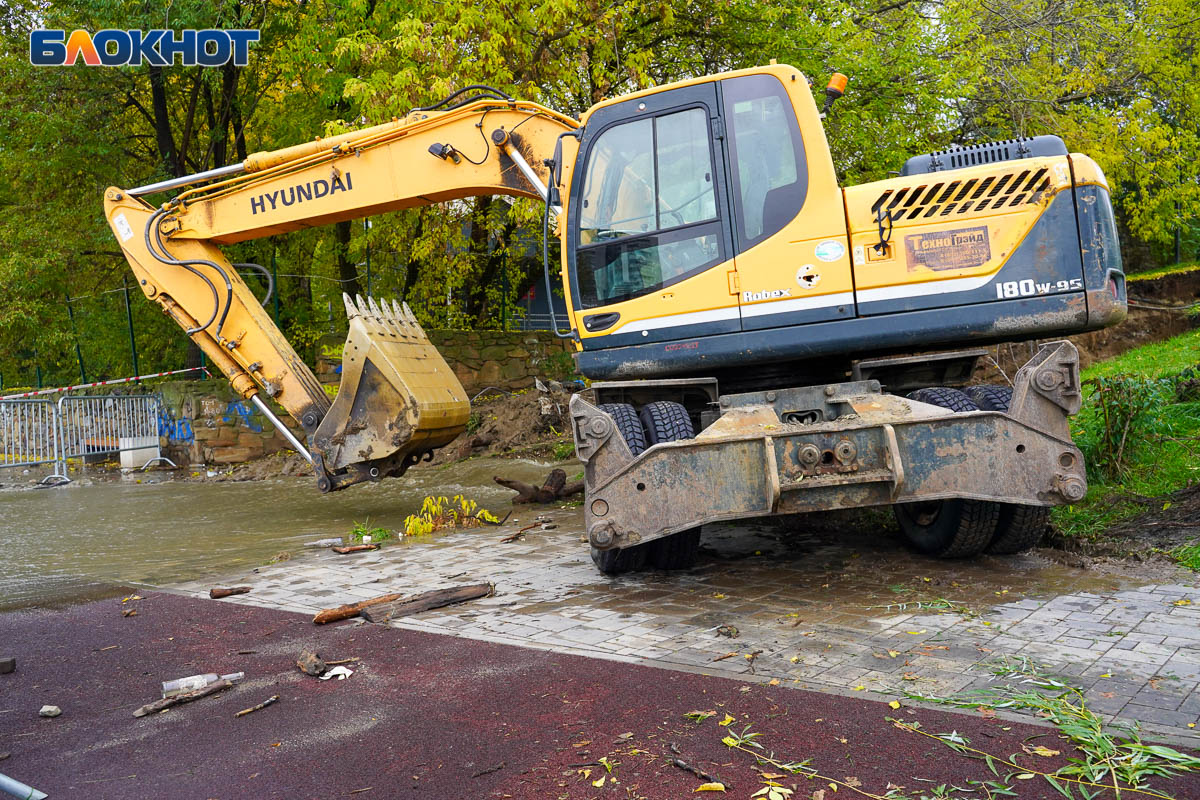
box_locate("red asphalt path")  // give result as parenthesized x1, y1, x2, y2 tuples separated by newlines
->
(0, 592, 1195, 799)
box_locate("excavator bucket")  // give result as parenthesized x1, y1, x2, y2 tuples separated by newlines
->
(310, 294, 469, 491)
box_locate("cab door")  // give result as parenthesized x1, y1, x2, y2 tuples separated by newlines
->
(720, 71, 856, 331)
(567, 82, 739, 350)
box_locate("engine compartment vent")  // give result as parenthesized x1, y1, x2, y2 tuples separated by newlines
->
(870, 167, 1053, 222)
(900, 135, 1068, 177)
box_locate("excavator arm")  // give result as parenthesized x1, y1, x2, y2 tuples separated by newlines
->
(103, 94, 578, 492)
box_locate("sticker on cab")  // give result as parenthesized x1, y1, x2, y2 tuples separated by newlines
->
(795, 264, 821, 289)
(814, 240, 845, 262)
(904, 226, 990, 272)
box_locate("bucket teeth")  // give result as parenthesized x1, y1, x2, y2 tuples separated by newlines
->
(342, 292, 426, 339)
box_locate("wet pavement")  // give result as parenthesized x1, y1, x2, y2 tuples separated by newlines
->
(167, 504, 1200, 741)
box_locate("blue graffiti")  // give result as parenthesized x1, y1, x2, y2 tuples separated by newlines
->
(157, 408, 194, 444)
(223, 400, 263, 433)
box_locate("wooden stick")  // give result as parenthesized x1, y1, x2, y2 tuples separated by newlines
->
(235, 695, 279, 717)
(360, 583, 494, 623)
(133, 679, 232, 717)
(312, 593, 408, 625)
(325, 657, 360, 666)
(332, 544, 378, 554)
(209, 586, 252, 599)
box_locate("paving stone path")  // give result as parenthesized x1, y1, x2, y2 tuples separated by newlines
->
(168, 507, 1200, 740)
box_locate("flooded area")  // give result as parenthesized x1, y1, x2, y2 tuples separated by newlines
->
(0, 457, 553, 611)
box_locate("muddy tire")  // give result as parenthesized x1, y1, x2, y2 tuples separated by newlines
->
(987, 504, 1051, 554)
(591, 402, 651, 574)
(636, 401, 703, 570)
(895, 498, 1002, 558)
(908, 386, 979, 413)
(599, 403, 646, 456)
(894, 387, 999, 558)
(591, 543, 649, 574)
(639, 401, 694, 445)
(965, 384, 1014, 412)
(959, 386, 1048, 554)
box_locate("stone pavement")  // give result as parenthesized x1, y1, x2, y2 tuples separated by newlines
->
(167, 507, 1200, 741)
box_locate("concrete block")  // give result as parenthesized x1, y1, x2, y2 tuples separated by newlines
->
(0, 657, 13, 674)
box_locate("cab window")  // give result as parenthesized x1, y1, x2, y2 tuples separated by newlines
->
(576, 107, 722, 309)
(722, 74, 807, 250)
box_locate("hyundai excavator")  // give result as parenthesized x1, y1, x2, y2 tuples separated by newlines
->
(104, 64, 1126, 573)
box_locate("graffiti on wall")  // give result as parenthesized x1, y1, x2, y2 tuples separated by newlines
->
(223, 400, 263, 433)
(157, 407, 194, 444)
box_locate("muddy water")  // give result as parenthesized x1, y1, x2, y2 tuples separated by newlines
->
(0, 457, 554, 611)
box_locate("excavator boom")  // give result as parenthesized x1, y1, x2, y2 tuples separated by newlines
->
(104, 96, 577, 491)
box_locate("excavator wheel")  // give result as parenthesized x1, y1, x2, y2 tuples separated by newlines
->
(639, 402, 703, 571)
(964, 384, 1050, 554)
(964, 384, 1013, 412)
(591, 403, 651, 574)
(894, 388, 1000, 558)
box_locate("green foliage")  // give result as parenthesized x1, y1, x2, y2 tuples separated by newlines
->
(552, 440, 575, 460)
(403, 494, 499, 536)
(540, 350, 579, 382)
(1171, 540, 1200, 571)
(349, 519, 394, 543)
(1074, 375, 1176, 481)
(465, 412, 482, 434)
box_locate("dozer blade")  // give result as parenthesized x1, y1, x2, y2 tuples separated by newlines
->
(310, 293, 468, 492)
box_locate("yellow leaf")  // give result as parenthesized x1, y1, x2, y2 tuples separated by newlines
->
(768, 678, 780, 686)
(694, 782, 726, 792)
(1100, 673, 1111, 678)
(1163, 501, 1172, 511)
(713, 593, 727, 599)
(1015, 774, 1035, 780)
(719, 714, 735, 727)
(790, 656, 800, 663)
(828, 782, 838, 791)
(887, 650, 900, 658)
(721, 736, 738, 747)
(593, 775, 606, 787)
(1173, 599, 1192, 607)
(1025, 745, 1061, 757)
(906, 630, 926, 635)
(888, 701, 901, 710)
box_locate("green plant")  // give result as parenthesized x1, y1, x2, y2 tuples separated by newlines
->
(403, 494, 498, 536)
(465, 411, 482, 434)
(1075, 375, 1175, 481)
(349, 519, 394, 542)
(553, 440, 575, 460)
(1171, 540, 1200, 571)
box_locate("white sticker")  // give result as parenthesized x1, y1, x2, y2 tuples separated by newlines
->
(853, 245, 865, 266)
(795, 264, 821, 289)
(814, 240, 845, 262)
(113, 212, 134, 242)
(1055, 163, 1069, 185)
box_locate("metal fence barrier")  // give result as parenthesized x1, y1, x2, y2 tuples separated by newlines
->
(0, 399, 66, 482)
(0, 394, 175, 485)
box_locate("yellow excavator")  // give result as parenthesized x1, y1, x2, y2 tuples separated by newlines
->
(105, 64, 1125, 571)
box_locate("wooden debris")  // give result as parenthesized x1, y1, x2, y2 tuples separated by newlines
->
(332, 544, 378, 554)
(312, 593, 408, 625)
(133, 679, 232, 717)
(500, 524, 538, 544)
(296, 651, 326, 676)
(209, 586, 252, 599)
(360, 583, 494, 623)
(325, 657, 360, 666)
(122, 608, 137, 617)
(235, 695, 279, 717)
(494, 468, 583, 504)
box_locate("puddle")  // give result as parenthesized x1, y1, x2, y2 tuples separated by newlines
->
(0, 457, 554, 611)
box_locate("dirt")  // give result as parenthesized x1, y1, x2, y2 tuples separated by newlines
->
(432, 386, 576, 464)
(1048, 483, 1200, 560)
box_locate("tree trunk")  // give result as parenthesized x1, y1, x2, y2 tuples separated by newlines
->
(334, 220, 361, 298)
(148, 65, 181, 177)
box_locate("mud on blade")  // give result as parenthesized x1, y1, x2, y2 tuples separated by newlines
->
(310, 293, 469, 492)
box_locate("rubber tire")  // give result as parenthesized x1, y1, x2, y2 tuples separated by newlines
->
(637, 401, 703, 570)
(598, 403, 646, 456)
(894, 387, 1000, 558)
(639, 401, 694, 446)
(591, 402, 651, 574)
(962, 385, 1049, 554)
(965, 384, 1014, 412)
(987, 504, 1051, 554)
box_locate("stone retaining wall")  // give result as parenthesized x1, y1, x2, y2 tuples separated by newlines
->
(154, 380, 305, 467)
(315, 330, 575, 393)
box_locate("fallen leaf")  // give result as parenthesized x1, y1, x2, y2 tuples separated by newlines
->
(694, 782, 726, 792)
(901, 673, 918, 681)
(811, 791, 826, 800)
(906, 630, 926, 635)
(573, 740, 591, 747)
(852, 685, 865, 691)
(888, 701, 901, 710)
(828, 782, 838, 791)
(1173, 599, 1192, 607)
(790, 656, 800, 664)
(768, 679, 780, 686)
(886, 650, 900, 658)
(1100, 692, 1115, 698)
(721, 736, 738, 747)
(1188, 723, 1195, 729)
(713, 593, 727, 600)
(580, 769, 592, 779)
(1100, 673, 1112, 678)
(977, 707, 996, 720)
(760, 773, 785, 780)
(843, 777, 862, 788)
(719, 714, 735, 727)
(271, 742, 281, 747)
(1024, 745, 1061, 757)
(593, 775, 606, 787)
(1015, 773, 1035, 780)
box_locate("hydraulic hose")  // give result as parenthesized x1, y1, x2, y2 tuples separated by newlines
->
(143, 208, 221, 334)
(234, 262, 274, 307)
(144, 205, 236, 337)
(542, 193, 573, 339)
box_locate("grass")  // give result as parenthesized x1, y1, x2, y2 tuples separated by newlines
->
(1171, 541, 1200, 571)
(1051, 329, 1200, 542)
(349, 519, 394, 543)
(1125, 261, 1200, 284)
